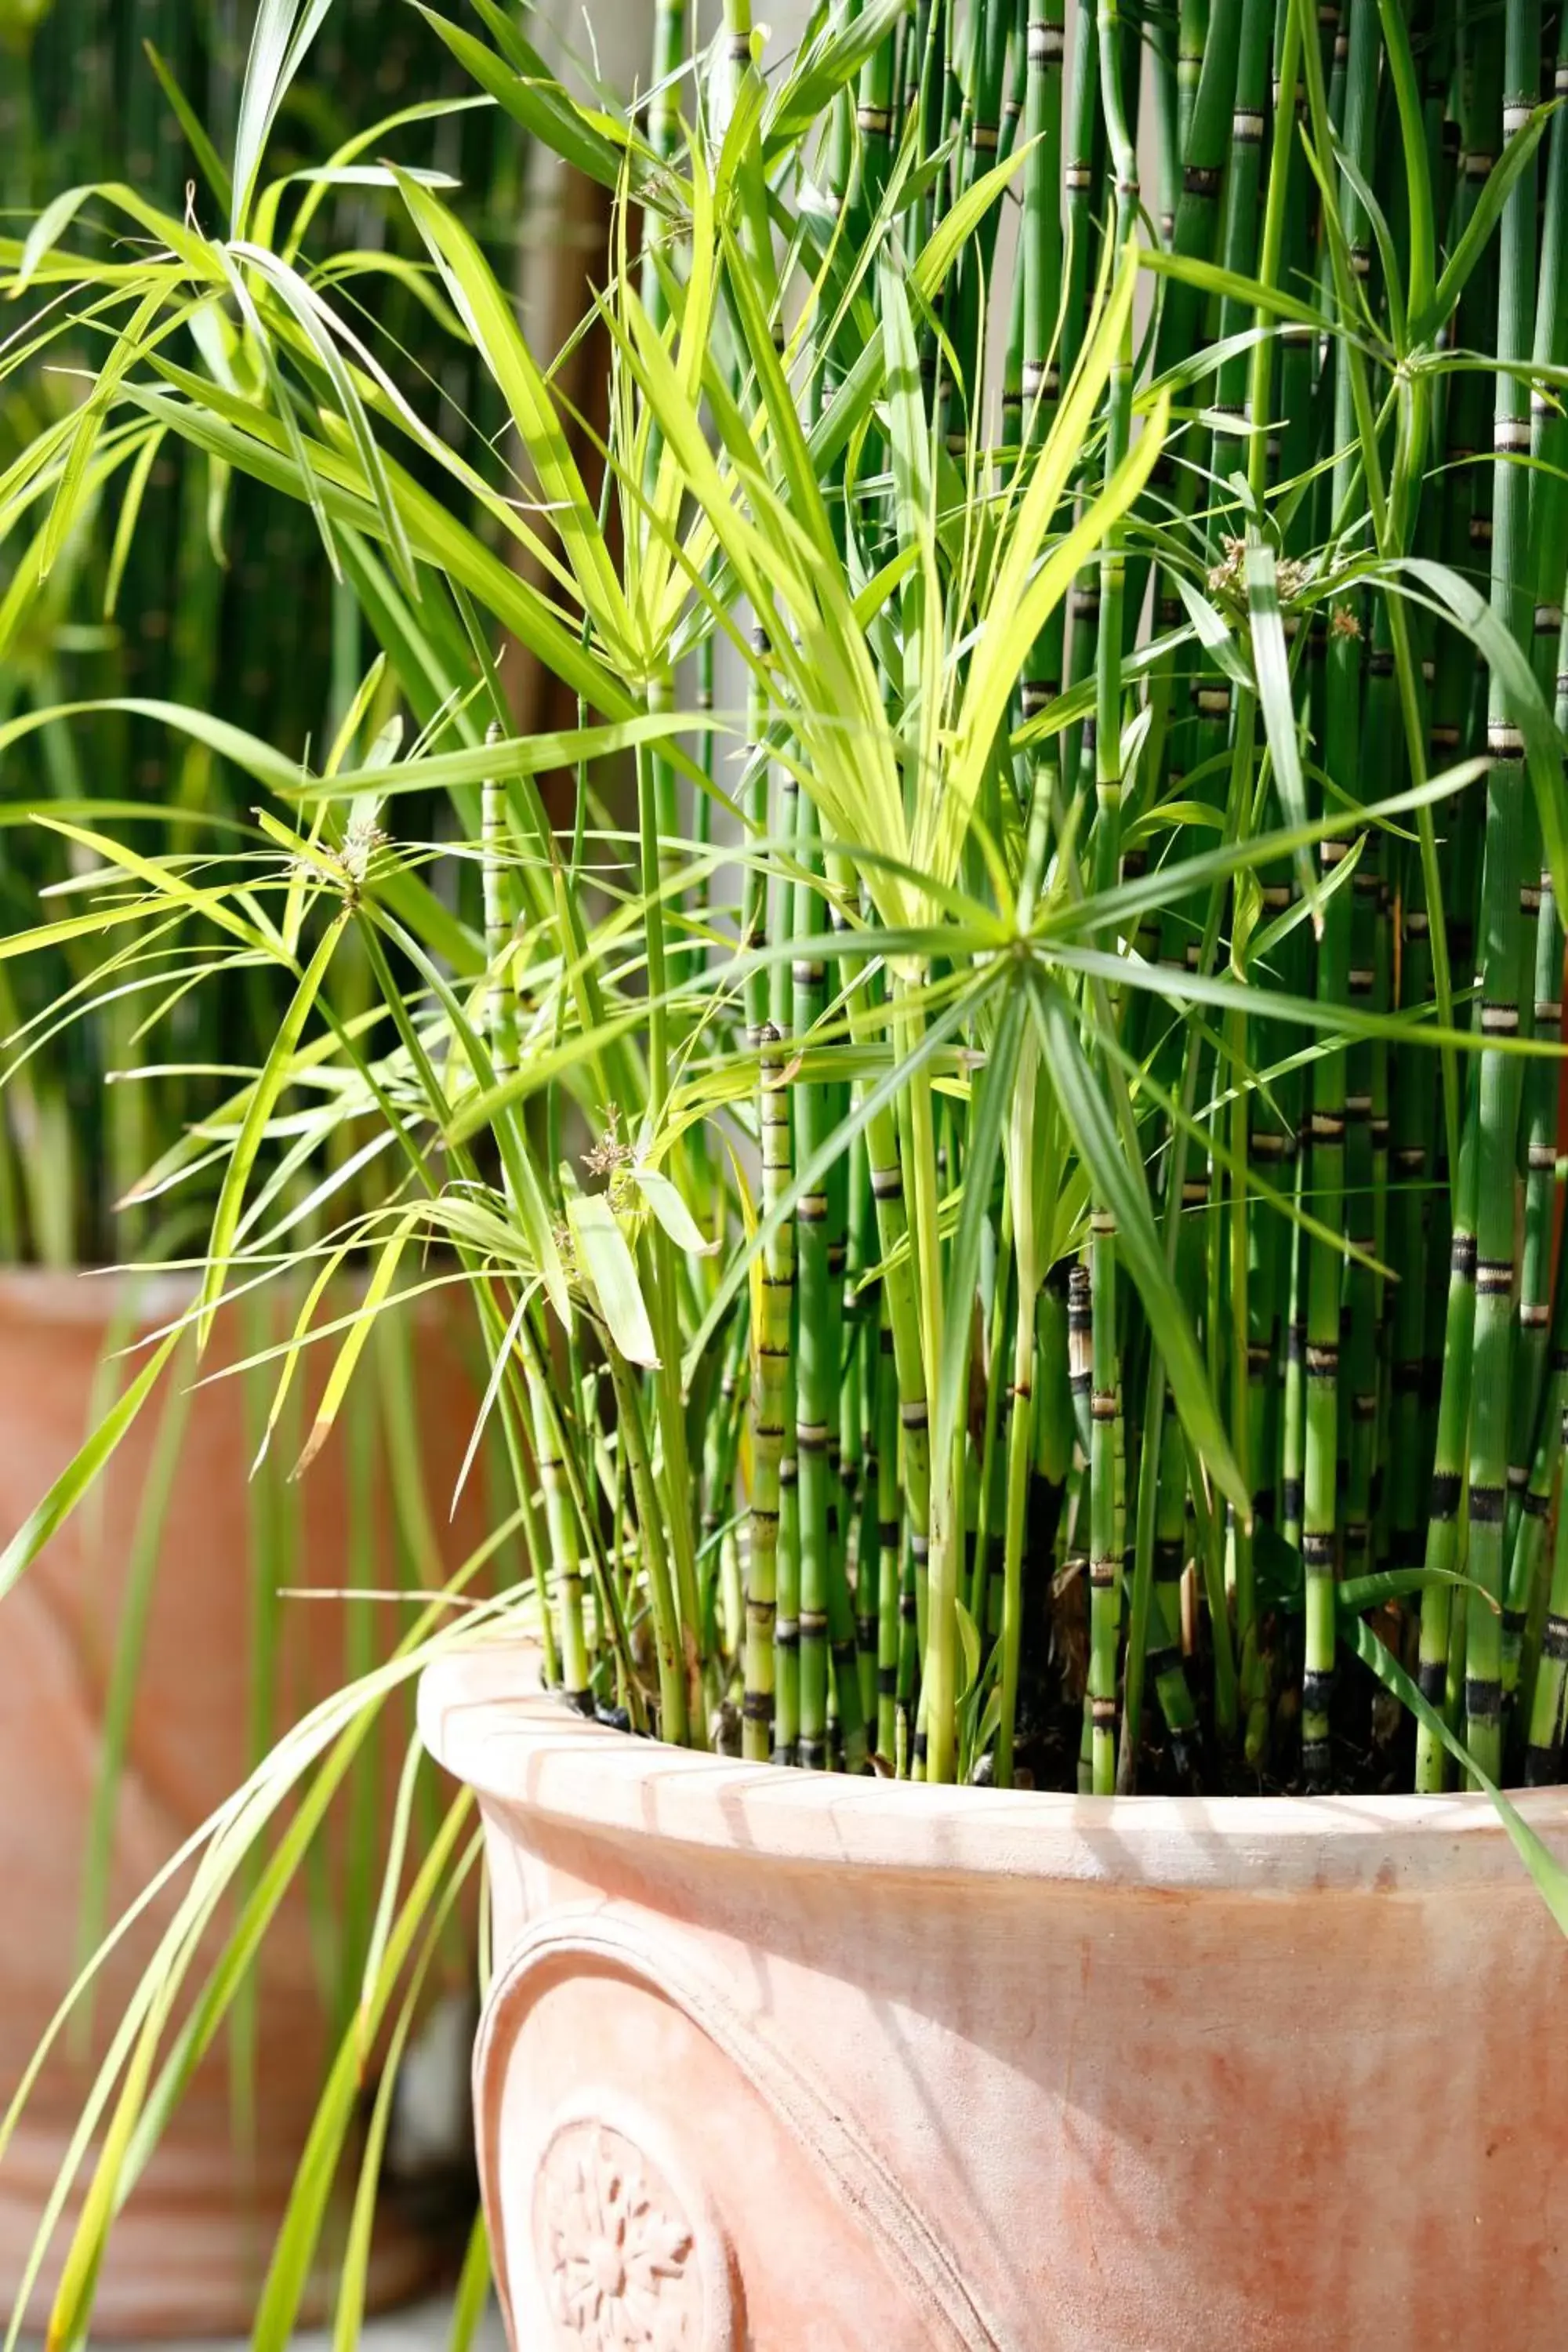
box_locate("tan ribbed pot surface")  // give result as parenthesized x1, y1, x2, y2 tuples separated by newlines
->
(423, 1635, 1568, 2352)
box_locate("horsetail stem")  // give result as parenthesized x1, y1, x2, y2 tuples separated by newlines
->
(1464, 0, 1540, 1780)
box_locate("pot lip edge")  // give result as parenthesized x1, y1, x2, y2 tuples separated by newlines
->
(0, 1263, 463, 1328)
(0, 1265, 198, 1323)
(419, 1640, 1568, 1887)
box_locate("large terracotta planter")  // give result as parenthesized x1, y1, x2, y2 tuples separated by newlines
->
(0, 1270, 487, 2336)
(421, 1636, 1568, 2352)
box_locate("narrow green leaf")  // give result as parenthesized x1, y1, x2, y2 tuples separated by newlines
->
(1389, 557, 1568, 916)
(200, 911, 350, 1346)
(75, 1346, 197, 2003)
(935, 980, 1025, 1461)
(448, 2216, 492, 2352)
(143, 43, 234, 215)
(0, 1327, 182, 1603)
(296, 1214, 421, 1477)
(632, 1166, 717, 1258)
(103, 430, 167, 622)
(390, 169, 633, 656)
(233, 0, 336, 235)
(763, 0, 910, 155)
(1421, 103, 1559, 339)
(1338, 1567, 1490, 1617)
(1348, 1619, 1568, 1938)
(412, 8, 636, 196)
(953, 1595, 982, 1709)
(1244, 533, 1319, 926)
(1375, 0, 1434, 327)
(1034, 980, 1250, 1519)
(1174, 575, 1256, 694)
(567, 1191, 661, 1368)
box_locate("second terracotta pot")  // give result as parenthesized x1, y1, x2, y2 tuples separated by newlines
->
(1, 1270, 491, 2336)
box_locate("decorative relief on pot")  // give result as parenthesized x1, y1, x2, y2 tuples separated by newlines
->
(532, 2115, 731, 2350)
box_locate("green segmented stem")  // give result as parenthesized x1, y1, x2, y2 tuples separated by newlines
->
(1022, 0, 1064, 419)
(1301, 826, 1350, 1791)
(477, 722, 592, 1708)
(746, 1065, 791, 1762)
(703, 1303, 750, 1651)
(793, 800, 833, 1772)
(776, 1362, 802, 1769)
(648, 0, 687, 165)
(1505, 6, 1568, 1698)
(859, 1054, 933, 1661)
(1387, 862, 1437, 1581)
(604, 1343, 689, 1748)
(843, 1134, 877, 1730)
(1504, 1192, 1568, 1728)
(1522, 1413, 1568, 1784)
(1205, 0, 1271, 480)
(999, 0, 1030, 172)
(1341, 836, 1383, 1598)
(1504, 862, 1559, 1602)
(823, 856, 870, 1773)
(1162, 0, 1246, 366)
(1154, 1377, 1200, 1773)
(1176, 0, 1207, 158)
(1056, 0, 1104, 804)
(1148, 2, 1178, 244)
(996, 1272, 1036, 1789)
(875, 1317, 902, 1765)
(1087, 1217, 1121, 1798)
(856, 2, 900, 223)
(1073, 0, 1138, 1800)
(742, 643, 783, 1762)
(1141, 0, 1247, 660)
(1018, 0, 1065, 844)
(641, 0, 688, 427)
(824, 1286, 869, 1770)
(1415, 1068, 1481, 1790)
(1504, 626, 1568, 1716)
(1294, 0, 1381, 1790)
(942, 0, 1013, 457)
(1465, 0, 1538, 1781)
(1281, 1161, 1305, 1557)
(901, 1000, 954, 1782)
(528, 1345, 592, 1710)
(633, 697, 706, 1725)
(971, 1235, 1014, 1635)
(764, 734, 799, 1764)
(480, 722, 517, 1094)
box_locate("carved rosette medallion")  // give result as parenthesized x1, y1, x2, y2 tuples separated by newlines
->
(533, 2116, 721, 2349)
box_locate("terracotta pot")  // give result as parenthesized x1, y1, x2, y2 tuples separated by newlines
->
(0, 1270, 488, 2336)
(421, 1637, 1568, 2352)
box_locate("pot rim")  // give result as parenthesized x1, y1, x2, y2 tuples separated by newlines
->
(0, 1265, 202, 1326)
(0, 1262, 470, 1333)
(419, 1639, 1568, 1895)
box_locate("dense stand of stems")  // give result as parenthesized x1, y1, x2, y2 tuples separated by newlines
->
(20, 0, 1568, 1824)
(662, 0, 1568, 1802)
